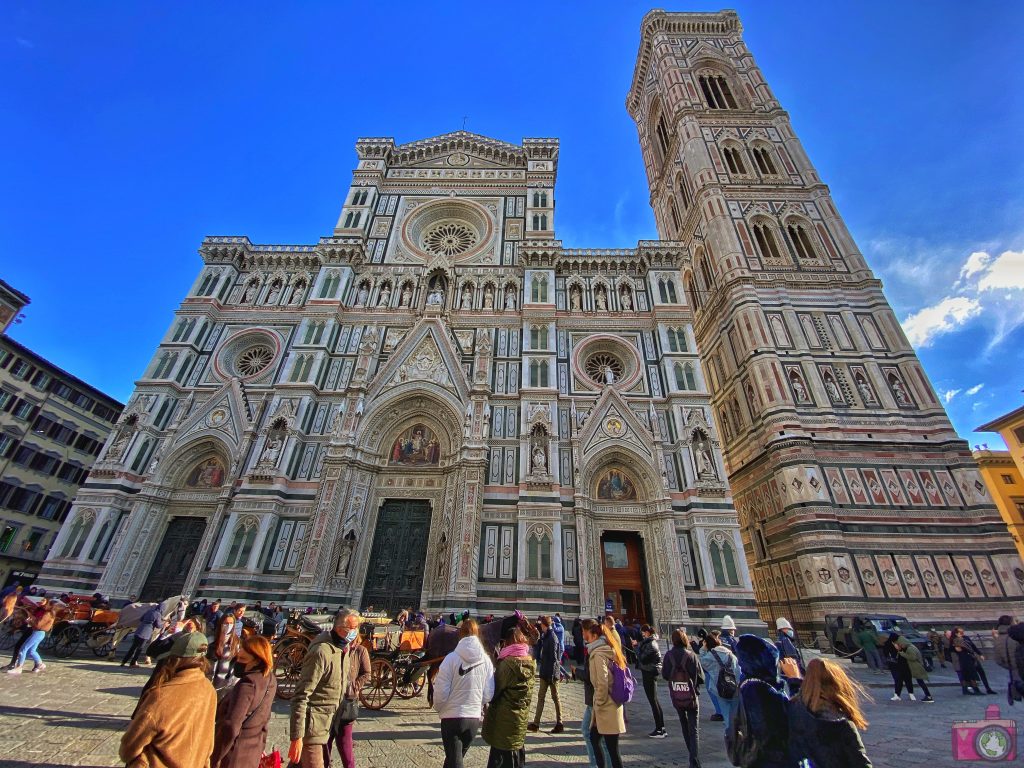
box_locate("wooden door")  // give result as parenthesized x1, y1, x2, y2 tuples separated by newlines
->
(361, 500, 432, 613)
(601, 533, 651, 624)
(140, 517, 206, 602)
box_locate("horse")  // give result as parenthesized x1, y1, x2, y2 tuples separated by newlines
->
(422, 611, 539, 704)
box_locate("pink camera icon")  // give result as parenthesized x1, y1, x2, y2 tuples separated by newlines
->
(952, 704, 1017, 761)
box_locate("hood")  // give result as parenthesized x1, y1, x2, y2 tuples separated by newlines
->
(789, 698, 849, 731)
(736, 634, 780, 684)
(455, 635, 487, 664)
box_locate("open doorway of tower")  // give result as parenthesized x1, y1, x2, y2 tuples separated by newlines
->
(600, 531, 653, 625)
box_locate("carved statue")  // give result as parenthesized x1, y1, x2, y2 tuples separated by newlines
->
(356, 284, 369, 307)
(695, 438, 716, 478)
(289, 282, 305, 304)
(377, 284, 391, 307)
(891, 376, 910, 406)
(400, 285, 412, 307)
(532, 444, 547, 473)
(107, 424, 134, 461)
(336, 536, 355, 576)
(427, 286, 444, 306)
(259, 436, 282, 467)
(620, 289, 633, 310)
(595, 287, 607, 312)
(570, 286, 582, 311)
(791, 374, 809, 402)
(856, 375, 876, 404)
(461, 285, 473, 309)
(824, 375, 842, 402)
(504, 287, 516, 310)
(602, 365, 616, 385)
(483, 286, 494, 310)
(240, 280, 257, 304)
(265, 281, 282, 305)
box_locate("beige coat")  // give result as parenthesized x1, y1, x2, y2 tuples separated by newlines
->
(588, 642, 626, 735)
(120, 666, 217, 768)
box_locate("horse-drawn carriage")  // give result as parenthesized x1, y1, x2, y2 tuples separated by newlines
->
(358, 619, 430, 710)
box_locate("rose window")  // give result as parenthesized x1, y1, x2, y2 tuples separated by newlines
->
(236, 345, 274, 377)
(422, 222, 478, 257)
(584, 352, 625, 385)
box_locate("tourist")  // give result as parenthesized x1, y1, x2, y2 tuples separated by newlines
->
(433, 618, 494, 768)
(121, 602, 163, 668)
(699, 630, 740, 729)
(719, 615, 738, 654)
(572, 618, 585, 664)
(774, 618, 804, 695)
(527, 616, 564, 734)
(891, 637, 934, 702)
(636, 624, 667, 738)
(482, 625, 535, 768)
(950, 626, 996, 694)
(211, 612, 241, 691)
(205, 600, 223, 631)
(574, 620, 611, 768)
(119, 631, 217, 768)
(787, 657, 873, 767)
(663, 628, 703, 768)
(994, 615, 1022, 695)
(289, 609, 369, 768)
(587, 619, 627, 768)
(0, 584, 22, 622)
(853, 619, 884, 673)
(949, 634, 983, 696)
(727, 634, 789, 768)
(552, 614, 569, 680)
(211, 634, 277, 768)
(5, 596, 56, 675)
(927, 627, 947, 668)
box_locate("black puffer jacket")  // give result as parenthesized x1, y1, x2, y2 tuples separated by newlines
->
(637, 635, 663, 675)
(787, 698, 871, 768)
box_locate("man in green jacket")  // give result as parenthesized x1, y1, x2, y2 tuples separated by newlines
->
(290, 609, 361, 767)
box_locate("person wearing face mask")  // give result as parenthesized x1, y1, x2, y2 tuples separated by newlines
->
(211, 634, 277, 768)
(211, 613, 241, 692)
(290, 609, 371, 768)
(774, 618, 804, 696)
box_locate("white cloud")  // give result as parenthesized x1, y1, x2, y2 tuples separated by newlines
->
(977, 250, 1024, 292)
(901, 296, 982, 348)
(941, 388, 961, 403)
(960, 251, 992, 281)
(965, 383, 984, 396)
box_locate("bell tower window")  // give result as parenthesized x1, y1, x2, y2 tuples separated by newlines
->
(698, 74, 738, 109)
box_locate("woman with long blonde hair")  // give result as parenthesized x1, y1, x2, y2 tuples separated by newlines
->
(787, 657, 873, 767)
(586, 620, 626, 768)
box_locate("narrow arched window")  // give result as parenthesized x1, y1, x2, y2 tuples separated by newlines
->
(753, 146, 777, 175)
(687, 275, 700, 309)
(699, 74, 738, 110)
(527, 533, 552, 579)
(753, 223, 785, 262)
(666, 280, 678, 303)
(532, 214, 540, 230)
(658, 280, 668, 304)
(787, 223, 818, 262)
(343, 212, 354, 228)
(533, 191, 540, 207)
(540, 214, 548, 231)
(655, 114, 671, 157)
(710, 541, 726, 586)
(540, 192, 548, 207)
(227, 523, 258, 568)
(669, 199, 681, 233)
(722, 146, 746, 175)
(129, 439, 151, 473)
(60, 515, 88, 558)
(531, 276, 548, 303)
(722, 540, 739, 585)
(87, 520, 110, 561)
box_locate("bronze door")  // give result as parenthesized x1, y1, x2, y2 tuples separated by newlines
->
(361, 500, 432, 612)
(140, 516, 206, 602)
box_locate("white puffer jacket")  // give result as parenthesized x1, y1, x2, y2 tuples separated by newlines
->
(433, 635, 495, 720)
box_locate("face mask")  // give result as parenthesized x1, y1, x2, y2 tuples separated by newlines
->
(784, 628, 793, 637)
(345, 628, 358, 643)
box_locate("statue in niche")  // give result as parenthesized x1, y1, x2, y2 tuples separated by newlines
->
(336, 531, 356, 576)
(595, 286, 608, 311)
(695, 435, 717, 478)
(399, 285, 412, 307)
(355, 283, 369, 307)
(570, 285, 582, 311)
(427, 286, 444, 306)
(504, 287, 516, 310)
(602, 365, 616, 385)
(240, 280, 258, 304)
(790, 373, 809, 403)
(289, 282, 305, 304)
(436, 532, 448, 584)
(890, 375, 911, 406)
(856, 373, 876, 404)
(265, 280, 282, 305)
(825, 376, 842, 403)
(107, 415, 137, 461)
(259, 436, 282, 467)
(461, 284, 473, 309)
(377, 284, 391, 307)
(620, 288, 633, 311)
(532, 443, 547, 473)
(483, 285, 494, 310)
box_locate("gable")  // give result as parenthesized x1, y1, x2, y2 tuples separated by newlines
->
(580, 388, 654, 460)
(366, 318, 470, 401)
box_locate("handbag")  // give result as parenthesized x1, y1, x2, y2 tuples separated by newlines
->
(330, 646, 358, 736)
(779, 656, 801, 679)
(259, 751, 282, 768)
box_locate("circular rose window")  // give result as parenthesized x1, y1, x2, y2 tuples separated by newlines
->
(236, 345, 274, 377)
(423, 222, 478, 257)
(585, 352, 624, 386)
(572, 334, 643, 391)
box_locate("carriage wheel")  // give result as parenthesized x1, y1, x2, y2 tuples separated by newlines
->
(0, 617, 23, 651)
(52, 626, 82, 658)
(91, 629, 117, 657)
(395, 667, 426, 699)
(273, 641, 308, 701)
(359, 658, 396, 710)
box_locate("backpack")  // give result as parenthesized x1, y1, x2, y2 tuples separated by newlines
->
(608, 659, 635, 705)
(668, 649, 697, 711)
(713, 648, 739, 700)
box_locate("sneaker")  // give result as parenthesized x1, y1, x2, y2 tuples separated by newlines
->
(908, 693, 917, 701)
(526, 723, 539, 732)
(923, 696, 935, 703)
(5, 666, 22, 675)
(550, 723, 564, 734)
(710, 714, 724, 722)
(890, 694, 901, 701)
(31, 663, 45, 674)
(649, 729, 668, 739)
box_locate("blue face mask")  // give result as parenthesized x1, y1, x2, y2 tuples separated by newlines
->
(345, 628, 358, 643)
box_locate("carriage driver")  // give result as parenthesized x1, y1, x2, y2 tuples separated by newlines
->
(289, 609, 371, 768)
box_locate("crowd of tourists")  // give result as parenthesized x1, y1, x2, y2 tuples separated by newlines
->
(7, 583, 1024, 768)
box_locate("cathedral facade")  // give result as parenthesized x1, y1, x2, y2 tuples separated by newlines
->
(39, 10, 1021, 632)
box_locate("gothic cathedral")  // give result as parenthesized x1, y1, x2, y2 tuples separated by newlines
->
(40, 10, 1021, 632)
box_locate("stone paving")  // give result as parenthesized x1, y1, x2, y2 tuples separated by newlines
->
(0, 647, 1017, 767)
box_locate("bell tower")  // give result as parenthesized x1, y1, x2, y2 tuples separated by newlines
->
(627, 10, 1023, 629)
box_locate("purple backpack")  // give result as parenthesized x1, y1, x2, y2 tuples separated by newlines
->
(608, 660, 636, 705)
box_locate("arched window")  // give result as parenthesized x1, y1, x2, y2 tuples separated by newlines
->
(709, 537, 740, 586)
(532, 214, 540, 230)
(529, 360, 550, 388)
(129, 439, 151, 473)
(666, 280, 678, 303)
(655, 113, 671, 159)
(87, 519, 110, 561)
(533, 191, 540, 207)
(686, 275, 700, 310)
(675, 362, 697, 390)
(752, 145, 778, 175)
(319, 272, 340, 298)
(527, 532, 552, 579)
(531, 275, 548, 303)
(666, 327, 688, 352)
(59, 513, 90, 558)
(668, 198, 681, 233)
(530, 325, 549, 350)
(152, 351, 176, 379)
(649, 99, 670, 172)
(540, 214, 548, 230)
(786, 222, 819, 262)
(658, 279, 668, 304)
(722, 145, 747, 175)
(678, 175, 692, 212)
(175, 355, 193, 384)
(698, 73, 738, 109)
(225, 522, 258, 568)
(752, 221, 785, 263)
(540, 191, 548, 207)
(343, 211, 355, 228)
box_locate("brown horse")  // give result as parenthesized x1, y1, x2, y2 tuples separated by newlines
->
(423, 611, 539, 704)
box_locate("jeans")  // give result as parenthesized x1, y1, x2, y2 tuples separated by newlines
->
(589, 728, 623, 768)
(15, 630, 45, 668)
(718, 694, 739, 730)
(862, 645, 884, 671)
(894, 670, 931, 698)
(641, 671, 665, 730)
(331, 720, 354, 768)
(676, 707, 701, 767)
(441, 717, 480, 768)
(532, 676, 562, 725)
(122, 635, 147, 665)
(582, 706, 611, 767)
(706, 686, 723, 716)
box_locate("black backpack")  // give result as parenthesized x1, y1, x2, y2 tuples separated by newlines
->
(712, 648, 738, 700)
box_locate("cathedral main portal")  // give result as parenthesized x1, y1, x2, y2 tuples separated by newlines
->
(600, 532, 652, 625)
(140, 516, 207, 602)
(361, 500, 432, 612)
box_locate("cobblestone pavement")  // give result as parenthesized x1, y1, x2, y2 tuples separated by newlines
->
(0, 648, 1016, 767)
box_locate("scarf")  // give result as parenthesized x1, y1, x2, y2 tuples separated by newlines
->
(498, 642, 530, 660)
(586, 637, 607, 653)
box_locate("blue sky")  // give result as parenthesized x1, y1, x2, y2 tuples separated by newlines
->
(2, 1, 1022, 446)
